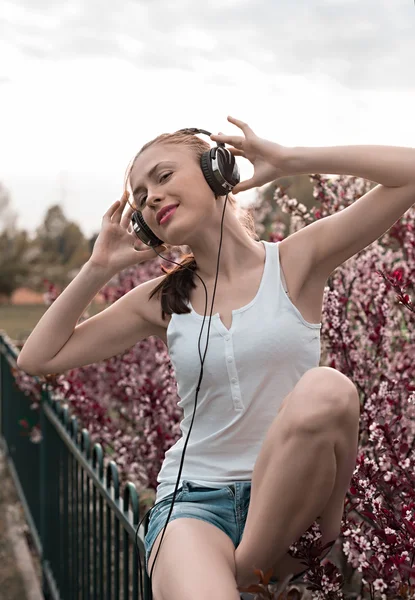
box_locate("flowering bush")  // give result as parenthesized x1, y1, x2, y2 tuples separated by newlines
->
(12, 174, 415, 599)
(258, 176, 415, 599)
(13, 260, 184, 508)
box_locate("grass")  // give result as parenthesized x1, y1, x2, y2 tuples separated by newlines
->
(0, 302, 110, 344)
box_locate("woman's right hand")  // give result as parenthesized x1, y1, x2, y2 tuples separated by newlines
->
(89, 191, 166, 273)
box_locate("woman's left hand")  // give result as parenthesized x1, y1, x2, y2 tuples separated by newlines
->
(210, 116, 290, 194)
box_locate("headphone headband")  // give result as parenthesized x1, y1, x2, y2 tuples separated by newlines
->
(176, 127, 225, 149)
(131, 125, 240, 247)
(177, 127, 212, 137)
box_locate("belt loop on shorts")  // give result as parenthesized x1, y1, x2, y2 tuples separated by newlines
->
(228, 484, 235, 496)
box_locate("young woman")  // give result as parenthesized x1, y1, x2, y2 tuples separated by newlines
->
(17, 117, 415, 600)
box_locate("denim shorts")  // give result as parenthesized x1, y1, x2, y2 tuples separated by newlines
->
(144, 479, 251, 573)
(144, 479, 336, 583)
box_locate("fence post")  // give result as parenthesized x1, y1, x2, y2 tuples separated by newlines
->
(1, 333, 154, 600)
(39, 387, 52, 599)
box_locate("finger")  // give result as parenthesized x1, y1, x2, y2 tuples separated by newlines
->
(142, 249, 165, 262)
(120, 202, 138, 229)
(125, 193, 138, 212)
(130, 230, 163, 249)
(227, 116, 255, 137)
(134, 248, 155, 262)
(131, 232, 145, 248)
(134, 243, 166, 255)
(210, 133, 244, 148)
(232, 177, 256, 194)
(103, 199, 122, 219)
(227, 147, 246, 157)
(112, 191, 130, 222)
(118, 195, 139, 230)
(137, 244, 166, 254)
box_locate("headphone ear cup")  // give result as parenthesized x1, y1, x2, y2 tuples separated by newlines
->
(200, 151, 226, 196)
(201, 147, 241, 196)
(131, 211, 164, 247)
(217, 146, 240, 188)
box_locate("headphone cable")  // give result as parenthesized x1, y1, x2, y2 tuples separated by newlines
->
(134, 193, 229, 598)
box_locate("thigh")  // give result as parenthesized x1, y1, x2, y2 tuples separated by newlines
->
(147, 518, 239, 600)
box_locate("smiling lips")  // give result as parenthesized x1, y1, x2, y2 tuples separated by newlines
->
(157, 204, 179, 225)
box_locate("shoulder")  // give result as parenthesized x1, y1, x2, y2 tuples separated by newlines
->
(132, 274, 170, 335)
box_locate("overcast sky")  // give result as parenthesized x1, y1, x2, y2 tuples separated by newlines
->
(1, 0, 414, 238)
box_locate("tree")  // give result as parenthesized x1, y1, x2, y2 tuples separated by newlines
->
(0, 229, 31, 299)
(0, 181, 18, 234)
(33, 205, 91, 288)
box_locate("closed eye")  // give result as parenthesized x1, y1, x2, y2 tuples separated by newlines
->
(138, 172, 172, 207)
(160, 172, 172, 183)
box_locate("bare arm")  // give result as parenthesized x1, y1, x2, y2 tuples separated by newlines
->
(16, 261, 161, 376)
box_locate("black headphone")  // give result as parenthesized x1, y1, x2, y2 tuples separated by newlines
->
(131, 127, 240, 599)
(130, 128, 240, 247)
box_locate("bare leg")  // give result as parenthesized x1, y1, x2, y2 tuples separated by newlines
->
(234, 367, 360, 588)
(147, 518, 240, 600)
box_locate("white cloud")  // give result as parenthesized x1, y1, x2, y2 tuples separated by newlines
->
(0, 0, 414, 238)
(176, 28, 218, 52)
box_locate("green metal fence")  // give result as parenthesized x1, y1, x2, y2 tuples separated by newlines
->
(0, 332, 153, 600)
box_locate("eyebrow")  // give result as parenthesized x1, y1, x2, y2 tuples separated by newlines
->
(132, 161, 177, 196)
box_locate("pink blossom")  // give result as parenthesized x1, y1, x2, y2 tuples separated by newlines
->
(12, 173, 415, 599)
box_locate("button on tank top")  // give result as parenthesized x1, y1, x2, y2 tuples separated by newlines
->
(155, 240, 322, 503)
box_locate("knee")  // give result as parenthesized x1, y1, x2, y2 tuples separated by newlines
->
(284, 367, 360, 434)
(312, 367, 360, 420)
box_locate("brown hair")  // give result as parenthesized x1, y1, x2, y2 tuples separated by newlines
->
(123, 130, 258, 320)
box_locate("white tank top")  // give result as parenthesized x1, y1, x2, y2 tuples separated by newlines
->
(155, 240, 322, 503)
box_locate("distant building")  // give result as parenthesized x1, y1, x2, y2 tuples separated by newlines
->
(10, 288, 45, 305)
(0, 287, 106, 305)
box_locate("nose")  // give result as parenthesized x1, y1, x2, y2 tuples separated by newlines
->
(146, 188, 164, 208)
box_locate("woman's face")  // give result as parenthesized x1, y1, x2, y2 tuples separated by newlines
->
(129, 143, 216, 246)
